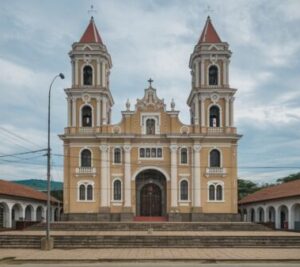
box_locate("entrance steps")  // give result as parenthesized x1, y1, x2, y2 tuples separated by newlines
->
(134, 216, 168, 222)
(1, 233, 300, 248)
(27, 221, 271, 231)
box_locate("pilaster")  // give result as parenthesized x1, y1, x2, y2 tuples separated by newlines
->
(170, 144, 178, 208)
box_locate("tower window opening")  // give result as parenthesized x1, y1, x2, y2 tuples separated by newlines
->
(81, 149, 92, 167)
(209, 106, 220, 127)
(82, 106, 92, 127)
(209, 65, 218, 85)
(146, 118, 156, 135)
(83, 65, 93, 86)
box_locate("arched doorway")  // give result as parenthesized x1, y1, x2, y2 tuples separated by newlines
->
(258, 207, 264, 222)
(279, 205, 288, 229)
(136, 169, 166, 217)
(25, 205, 33, 221)
(36, 206, 43, 221)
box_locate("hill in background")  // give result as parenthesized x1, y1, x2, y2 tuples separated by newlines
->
(12, 179, 63, 191)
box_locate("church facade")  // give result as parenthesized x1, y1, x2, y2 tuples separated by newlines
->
(60, 16, 241, 221)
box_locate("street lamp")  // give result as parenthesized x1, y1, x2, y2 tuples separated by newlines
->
(43, 73, 64, 250)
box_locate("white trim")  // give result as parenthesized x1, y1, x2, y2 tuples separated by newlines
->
(77, 180, 95, 202)
(79, 147, 93, 167)
(138, 147, 163, 160)
(207, 103, 223, 128)
(140, 113, 161, 135)
(79, 104, 94, 128)
(179, 178, 190, 202)
(81, 64, 95, 86)
(111, 177, 123, 202)
(179, 147, 189, 165)
(207, 63, 220, 86)
(131, 166, 170, 181)
(208, 147, 223, 168)
(112, 147, 122, 165)
(207, 180, 224, 202)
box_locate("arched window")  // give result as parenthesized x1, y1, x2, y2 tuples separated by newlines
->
(82, 106, 92, 127)
(209, 106, 220, 127)
(180, 148, 188, 164)
(146, 119, 155, 135)
(87, 184, 93, 200)
(113, 180, 121, 201)
(216, 185, 223, 200)
(209, 185, 215, 200)
(140, 148, 145, 158)
(114, 148, 121, 164)
(209, 65, 218, 85)
(83, 65, 93, 86)
(180, 180, 188, 201)
(81, 149, 91, 167)
(79, 184, 85, 200)
(210, 149, 221, 167)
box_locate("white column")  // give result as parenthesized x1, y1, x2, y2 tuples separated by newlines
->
(201, 60, 205, 86)
(96, 97, 101, 127)
(100, 145, 109, 207)
(67, 98, 72, 127)
(170, 144, 178, 208)
(288, 206, 294, 230)
(71, 60, 75, 86)
(194, 98, 199, 125)
(32, 206, 37, 221)
(225, 96, 229, 127)
(97, 59, 101, 86)
(75, 60, 79, 86)
(192, 144, 201, 208)
(230, 97, 235, 127)
(102, 97, 107, 125)
(264, 207, 268, 223)
(195, 61, 199, 88)
(275, 206, 281, 229)
(124, 144, 132, 208)
(226, 60, 230, 86)
(223, 60, 227, 86)
(6, 204, 12, 228)
(102, 62, 106, 87)
(72, 97, 77, 127)
(200, 97, 205, 127)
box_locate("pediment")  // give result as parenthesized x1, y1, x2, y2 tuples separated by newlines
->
(135, 87, 166, 111)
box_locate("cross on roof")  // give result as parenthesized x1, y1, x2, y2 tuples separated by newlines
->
(88, 4, 97, 16)
(204, 5, 214, 16)
(148, 78, 153, 87)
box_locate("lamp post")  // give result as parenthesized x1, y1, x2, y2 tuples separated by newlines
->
(43, 73, 64, 250)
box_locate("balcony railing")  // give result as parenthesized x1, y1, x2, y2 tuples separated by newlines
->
(79, 127, 95, 134)
(207, 127, 224, 134)
(75, 167, 96, 175)
(205, 167, 227, 177)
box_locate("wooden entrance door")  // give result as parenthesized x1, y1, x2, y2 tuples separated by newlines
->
(140, 183, 162, 216)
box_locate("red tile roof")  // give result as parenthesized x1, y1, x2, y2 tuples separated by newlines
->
(239, 179, 300, 205)
(79, 16, 103, 44)
(0, 180, 59, 203)
(198, 16, 222, 44)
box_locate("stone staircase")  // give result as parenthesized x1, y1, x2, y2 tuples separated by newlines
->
(28, 221, 271, 231)
(1, 234, 300, 249)
(1, 222, 298, 249)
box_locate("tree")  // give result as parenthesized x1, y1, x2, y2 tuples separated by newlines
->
(238, 179, 260, 200)
(277, 172, 300, 184)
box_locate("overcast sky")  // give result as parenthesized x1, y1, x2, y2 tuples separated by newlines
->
(0, 0, 300, 184)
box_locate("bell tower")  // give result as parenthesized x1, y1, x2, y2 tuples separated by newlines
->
(187, 16, 235, 133)
(66, 16, 114, 130)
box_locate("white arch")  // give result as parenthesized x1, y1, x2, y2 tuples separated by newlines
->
(79, 146, 94, 167)
(179, 178, 189, 201)
(77, 180, 95, 201)
(112, 177, 123, 201)
(81, 64, 95, 86)
(207, 103, 223, 127)
(207, 180, 224, 202)
(79, 103, 94, 127)
(208, 147, 223, 168)
(131, 166, 170, 181)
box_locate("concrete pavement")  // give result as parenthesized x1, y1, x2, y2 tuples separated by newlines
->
(1, 248, 300, 263)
